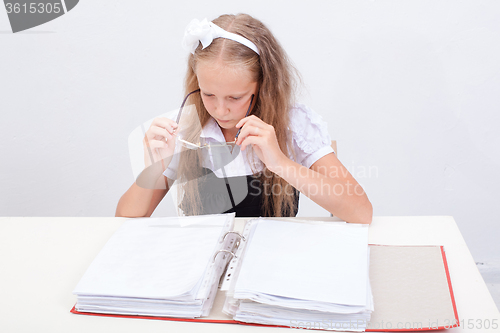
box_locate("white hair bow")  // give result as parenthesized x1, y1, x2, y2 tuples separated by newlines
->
(182, 18, 259, 55)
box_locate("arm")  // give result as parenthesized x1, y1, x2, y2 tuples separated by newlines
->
(236, 116, 373, 224)
(115, 170, 173, 218)
(272, 153, 372, 224)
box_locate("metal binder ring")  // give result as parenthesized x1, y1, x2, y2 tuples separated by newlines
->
(220, 231, 246, 243)
(212, 250, 236, 263)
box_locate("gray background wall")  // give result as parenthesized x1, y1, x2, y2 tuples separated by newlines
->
(1, 0, 499, 269)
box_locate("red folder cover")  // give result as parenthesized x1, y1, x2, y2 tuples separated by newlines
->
(71, 245, 459, 331)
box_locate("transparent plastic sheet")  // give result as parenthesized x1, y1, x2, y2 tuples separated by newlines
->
(73, 214, 236, 318)
(220, 219, 372, 331)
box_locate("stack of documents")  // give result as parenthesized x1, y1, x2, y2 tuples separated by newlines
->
(73, 214, 235, 318)
(223, 219, 373, 331)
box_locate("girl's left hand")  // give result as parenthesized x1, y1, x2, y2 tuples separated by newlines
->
(235, 115, 287, 172)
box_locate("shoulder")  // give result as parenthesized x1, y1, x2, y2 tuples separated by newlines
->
(289, 103, 329, 136)
(288, 103, 332, 153)
(288, 104, 334, 168)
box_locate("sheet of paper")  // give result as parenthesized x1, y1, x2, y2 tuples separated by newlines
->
(234, 219, 370, 306)
(74, 215, 229, 299)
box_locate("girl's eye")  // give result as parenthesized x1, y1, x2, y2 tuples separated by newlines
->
(230, 96, 241, 101)
(203, 93, 214, 97)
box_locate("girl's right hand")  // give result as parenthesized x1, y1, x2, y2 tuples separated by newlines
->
(143, 117, 178, 169)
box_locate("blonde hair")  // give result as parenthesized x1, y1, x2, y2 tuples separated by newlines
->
(177, 13, 300, 217)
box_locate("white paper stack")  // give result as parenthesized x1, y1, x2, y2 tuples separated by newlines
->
(223, 219, 373, 331)
(73, 213, 235, 318)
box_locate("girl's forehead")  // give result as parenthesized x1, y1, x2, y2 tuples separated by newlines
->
(196, 60, 256, 92)
(196, 59, 251, 77)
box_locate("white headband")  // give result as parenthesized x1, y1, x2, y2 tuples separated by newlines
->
(182, 18, 260, 55)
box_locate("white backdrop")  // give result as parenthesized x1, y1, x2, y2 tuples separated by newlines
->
(1, 1, 499, 263)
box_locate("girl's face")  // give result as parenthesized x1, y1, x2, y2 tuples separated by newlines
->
(196, 60, 258, 134)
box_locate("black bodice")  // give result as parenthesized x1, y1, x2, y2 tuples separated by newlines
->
(179, 168, 299, 217)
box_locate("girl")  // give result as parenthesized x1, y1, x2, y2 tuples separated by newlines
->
(116, 14, 372, 223)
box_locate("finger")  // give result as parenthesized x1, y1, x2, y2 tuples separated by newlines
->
(236, 126, 262, 145)
(155, 131, 173, 143)
(151, 117, 178, 133)
(152, 117, 178, 128)
(148, 139, 168, 150)
(147, 126, 172, 141)
(236, 115, 264, 129)
(242, 118, 268, 129)
(236, 118, 275, 145)
(239, 135, 263, 151)
(144, 132, 171, 149)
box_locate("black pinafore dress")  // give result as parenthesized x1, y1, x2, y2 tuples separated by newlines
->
(179, 167, 299, 217)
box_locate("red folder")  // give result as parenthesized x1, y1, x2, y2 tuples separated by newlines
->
(71, 245, 459, 331)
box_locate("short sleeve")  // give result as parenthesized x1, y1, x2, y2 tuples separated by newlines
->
(289, 104, 334, 168)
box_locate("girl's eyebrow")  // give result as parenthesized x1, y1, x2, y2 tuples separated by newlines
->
(201, 89, 251, 97)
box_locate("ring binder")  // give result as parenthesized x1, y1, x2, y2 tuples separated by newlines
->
(212, 249, 236, 263)
(220, 231, 246, 243)
(220, 219, 257, 291)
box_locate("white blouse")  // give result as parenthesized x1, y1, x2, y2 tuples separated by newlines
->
(163, 104, 334, 180)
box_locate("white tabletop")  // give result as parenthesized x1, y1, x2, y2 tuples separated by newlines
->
(0, 216, 498, 332)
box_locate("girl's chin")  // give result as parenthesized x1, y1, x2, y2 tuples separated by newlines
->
(216, 120, 234, 128)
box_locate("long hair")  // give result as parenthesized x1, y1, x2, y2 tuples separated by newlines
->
(177, 13, 300, 216)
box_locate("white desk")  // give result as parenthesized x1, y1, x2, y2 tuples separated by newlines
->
(0, 216, 498, 332)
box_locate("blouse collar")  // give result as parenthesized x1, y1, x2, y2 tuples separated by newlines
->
(200, 117, 226, 142)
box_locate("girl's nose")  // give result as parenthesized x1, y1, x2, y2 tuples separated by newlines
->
(214, 98, 230, 116)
